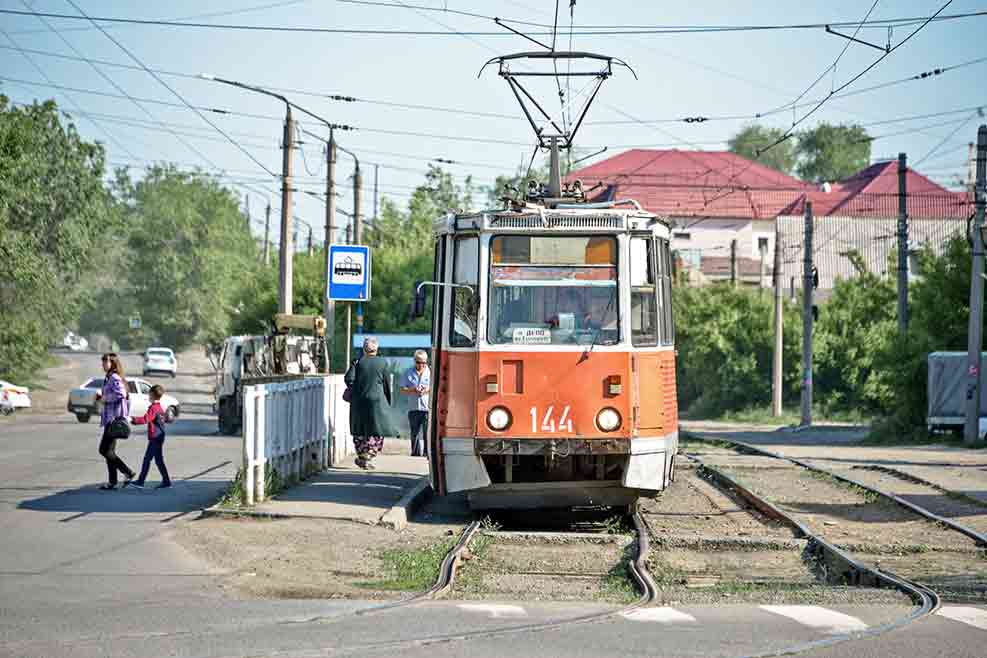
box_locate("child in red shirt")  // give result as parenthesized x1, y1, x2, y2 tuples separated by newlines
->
(129, 384, 172, 489)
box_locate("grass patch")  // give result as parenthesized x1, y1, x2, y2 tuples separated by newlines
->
(358, 539, 456, 591)
(863, 417, 987, 449)
(601, 555, 638, 603)
(217, 465, 287, 508)
(684, 405, 870, 426)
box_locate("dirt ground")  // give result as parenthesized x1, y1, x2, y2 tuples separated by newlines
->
(453, 535, 637, 603)
(172, 513, 463, 600)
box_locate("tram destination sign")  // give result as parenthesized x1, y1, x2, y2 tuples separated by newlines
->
(328, 244, 372, 302)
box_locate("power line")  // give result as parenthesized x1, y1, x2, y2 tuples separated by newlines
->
(63, 0, 279, 177)
(0, 7, 981, 35)
(0, 26, 142, 161)
(757, 0, 955, 157)
(914, 109, 985, 166)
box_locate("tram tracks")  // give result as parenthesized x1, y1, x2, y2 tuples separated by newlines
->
(684, 434, 987, 602)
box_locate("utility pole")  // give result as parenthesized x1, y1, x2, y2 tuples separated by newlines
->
(307, 226, 313, 257)
(801, 201, 814, 428)
(897, 153, 909, 332)
(964, 126, 987, 446)
(772, 227, 783, 417)
(373, 163, 379, 227)
(244, 194, 251, 230)
(324, 129, 337, 371)
(279, 106, 295, 314)
(263, 201, 271, 267)
(730, 239, 738, 287)
(345, 222, 352, 245)
(353, 163, 364, 334)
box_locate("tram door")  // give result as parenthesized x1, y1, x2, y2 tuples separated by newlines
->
(427, 237, 447, 493)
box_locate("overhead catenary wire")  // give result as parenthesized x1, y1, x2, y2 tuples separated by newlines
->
(7, 7, 979, 36)
(62, 0, 279, 177)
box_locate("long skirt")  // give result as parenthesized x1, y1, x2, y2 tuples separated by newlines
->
(354, 435, 384, 464)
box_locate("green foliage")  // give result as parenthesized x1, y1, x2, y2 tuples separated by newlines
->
(813, 270, 896, 414)
(796, 122, 871, 183)
(0, 97, 119, 382)
(728, 124, 797, 175)
(113, 165, 260, 351)
(674, 285, 803, 416)
(359, 539, 456, 591)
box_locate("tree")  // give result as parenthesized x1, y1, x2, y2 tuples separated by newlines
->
(727, 125, 797, 175)
(0, 97, 119, 381)
(115, 165, 260, 351)
(796, 122, 871, 183)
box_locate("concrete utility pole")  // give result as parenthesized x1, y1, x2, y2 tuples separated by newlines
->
(964, 126, 987, 446)
(373, 163, 379, 227)
(772, 227, 784, 417)
(801, 201, 814, 428)
(244, 194, 251, 230)
(324, 129, 337, 371)
(730, 239, 738, 287)
(307, 226, 313, 257)
(897, 153, 909, 332)
(279, 107, 295, 314)
(353, 163, 364, 334)
(263, 201, 271, 267)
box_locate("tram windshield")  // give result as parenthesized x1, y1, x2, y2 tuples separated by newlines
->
(487, 235, 619, 346)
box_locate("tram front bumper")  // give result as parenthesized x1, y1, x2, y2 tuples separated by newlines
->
(441, 434, 677, 494)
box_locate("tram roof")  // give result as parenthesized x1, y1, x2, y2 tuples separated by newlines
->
(435, 205, 668, 236)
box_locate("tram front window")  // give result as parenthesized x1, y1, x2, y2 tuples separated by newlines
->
(488, 235, 619, 346)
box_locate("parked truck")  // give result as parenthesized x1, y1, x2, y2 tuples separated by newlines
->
(213, 314, 328, 435)
(927, 351, 987, 437)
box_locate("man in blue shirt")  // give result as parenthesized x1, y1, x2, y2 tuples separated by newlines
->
(400, 350, 431, 457)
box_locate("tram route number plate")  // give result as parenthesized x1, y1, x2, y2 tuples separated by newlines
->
(512, 327, 551, 345)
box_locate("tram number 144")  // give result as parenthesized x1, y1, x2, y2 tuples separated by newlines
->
(530, 406, 573, 433)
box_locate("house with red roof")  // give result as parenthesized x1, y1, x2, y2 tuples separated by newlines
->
(567, 150, 971, 289)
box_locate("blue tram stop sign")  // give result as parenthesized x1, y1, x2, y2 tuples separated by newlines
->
(327, 244, 371, 301)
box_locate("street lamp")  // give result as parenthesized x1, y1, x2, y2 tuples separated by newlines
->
(200, 73, 296, 315)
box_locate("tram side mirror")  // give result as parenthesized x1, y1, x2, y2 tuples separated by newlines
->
(412, 282, 428, 319)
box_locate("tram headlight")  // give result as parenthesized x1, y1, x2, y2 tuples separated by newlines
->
(487, 406, 512, 431)
(596, 407, 622, 432)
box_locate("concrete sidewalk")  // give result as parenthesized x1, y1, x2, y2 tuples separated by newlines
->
(222, 439, 431, 529)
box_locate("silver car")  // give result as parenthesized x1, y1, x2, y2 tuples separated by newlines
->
(67, 377, 180, 424)
(143, 347, 177, 378)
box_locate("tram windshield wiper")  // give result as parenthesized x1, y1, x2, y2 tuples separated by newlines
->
(579, 292, 616, 363)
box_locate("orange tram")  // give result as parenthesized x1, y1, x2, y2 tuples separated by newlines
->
(422, 201, 678, 510)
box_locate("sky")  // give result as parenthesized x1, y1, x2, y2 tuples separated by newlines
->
(1, 0, 984, 247)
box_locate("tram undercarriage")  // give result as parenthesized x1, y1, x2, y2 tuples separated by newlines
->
(443, 435, 677, 510)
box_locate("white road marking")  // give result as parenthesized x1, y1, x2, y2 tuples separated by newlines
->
(457, 604, 527, 618)
(938, 606, 987, 631)
(621, 607, 698, 623)
(759, 606, 868, 634)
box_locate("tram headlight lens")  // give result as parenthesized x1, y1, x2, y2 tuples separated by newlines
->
(596, 407, 622, 432)
(487, 406, 512, 431)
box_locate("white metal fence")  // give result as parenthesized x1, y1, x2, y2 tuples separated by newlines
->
(241, 375, 352, 505)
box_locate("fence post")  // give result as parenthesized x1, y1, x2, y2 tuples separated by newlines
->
(255, 386, 267, 502)
(243, 386, 255, 506)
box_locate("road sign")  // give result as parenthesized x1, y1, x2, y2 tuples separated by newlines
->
(328, 244, 371, 301)
(129, 316, 142, 330)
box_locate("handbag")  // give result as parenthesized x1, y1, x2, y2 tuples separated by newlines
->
(342, 358, 359, 403)
(105, 416, 131, 440)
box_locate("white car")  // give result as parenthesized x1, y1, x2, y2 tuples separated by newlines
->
(0, 380, 31, 415)
(143, 347, 177, 378)
(67, 377, 180, 424)
(62, 332, 88, 352)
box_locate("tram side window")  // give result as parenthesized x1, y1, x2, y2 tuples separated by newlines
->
(630, 237, 658, 346)
(451, 236, 479, 347)
(658, 239, 675, 345)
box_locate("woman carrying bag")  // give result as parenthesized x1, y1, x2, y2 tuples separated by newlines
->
(97, 353, 135, 490)
(344, 337, 395, 469)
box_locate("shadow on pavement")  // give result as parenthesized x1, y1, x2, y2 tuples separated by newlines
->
(268, 469, 424, 511)
(18, 480, 227, 516)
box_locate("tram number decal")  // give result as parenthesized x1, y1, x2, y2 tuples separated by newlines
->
(529, 405, 573, 433)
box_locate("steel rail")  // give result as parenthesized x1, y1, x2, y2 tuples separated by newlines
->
(685, 453, 941, 658)
(266, 510, 659, 656)
(700, 436, 987, 548)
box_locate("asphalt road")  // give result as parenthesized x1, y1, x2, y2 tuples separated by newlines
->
(0, 354, 985, 657)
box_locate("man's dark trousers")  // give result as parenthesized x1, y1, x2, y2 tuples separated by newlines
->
(408, 411, 428, 457)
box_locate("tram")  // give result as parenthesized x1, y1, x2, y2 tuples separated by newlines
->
(416, 50, 677, 509)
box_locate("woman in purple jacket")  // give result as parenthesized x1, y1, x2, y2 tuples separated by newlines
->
(96, 353, 135, 490)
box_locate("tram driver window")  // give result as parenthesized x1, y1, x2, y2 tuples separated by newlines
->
(630, 237, 658, 346)
(451, 236, 479, 347)
(487, 236, 619, 346)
